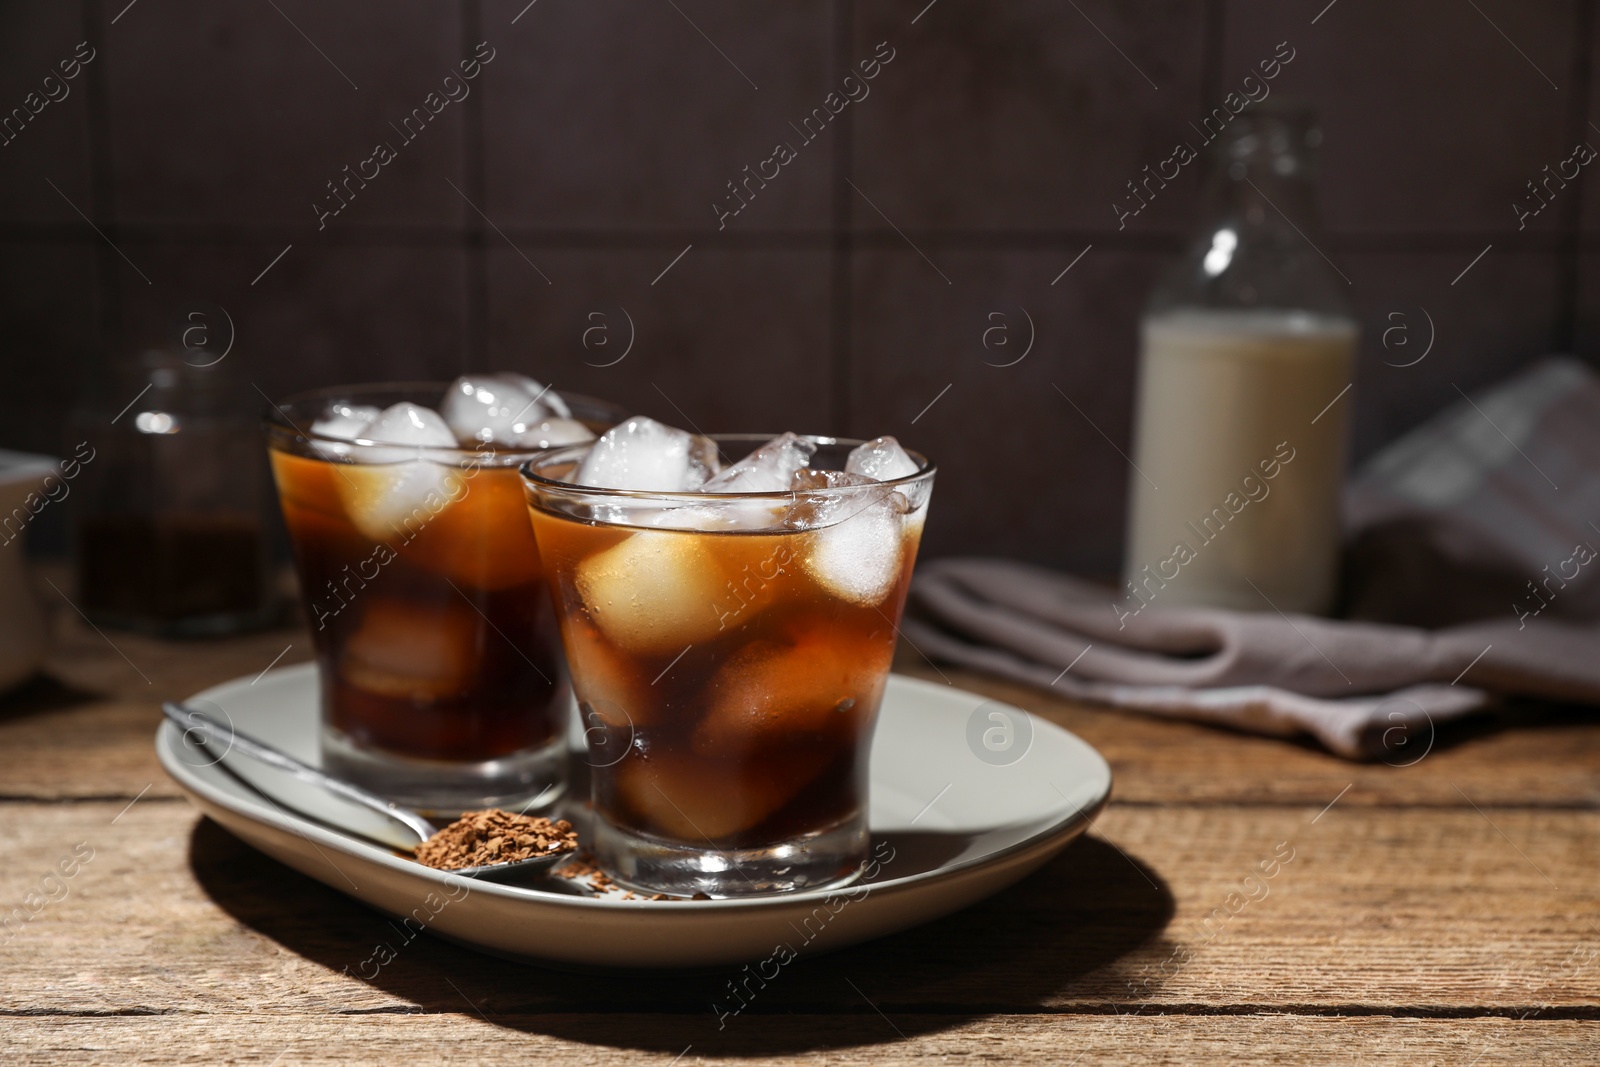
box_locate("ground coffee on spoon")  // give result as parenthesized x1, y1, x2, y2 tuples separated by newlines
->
(413, 810, 578, 870)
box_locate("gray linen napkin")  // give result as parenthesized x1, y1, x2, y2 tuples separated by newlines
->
(903, 357, 1600, 758)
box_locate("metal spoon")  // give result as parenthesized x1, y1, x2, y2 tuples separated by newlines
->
(162, 702, 577, 881)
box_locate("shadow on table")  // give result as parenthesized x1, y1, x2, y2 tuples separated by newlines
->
(0, 672, 103, 724)
(189, 818, 1173, 1055)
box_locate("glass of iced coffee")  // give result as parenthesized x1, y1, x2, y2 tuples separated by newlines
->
(521, 419, 934, 896)
(265, 376, 622, 814)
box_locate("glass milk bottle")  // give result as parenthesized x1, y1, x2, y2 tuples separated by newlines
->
(1123, 103, 1356, 616)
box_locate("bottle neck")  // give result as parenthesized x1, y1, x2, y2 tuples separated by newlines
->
(1200, 159, 1321, 236)
(1146, 144, 1351, 318)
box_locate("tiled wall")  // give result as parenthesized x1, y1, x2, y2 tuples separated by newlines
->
(2, 0, 1594, 572)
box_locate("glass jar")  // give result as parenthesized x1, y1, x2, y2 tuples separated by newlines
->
(73, 350, 275, 635)
(1123, 102, 1357, 617)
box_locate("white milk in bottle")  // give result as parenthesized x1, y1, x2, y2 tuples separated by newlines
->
(1121, 102, 1357, 617)
(1124, 309, 1355, 614)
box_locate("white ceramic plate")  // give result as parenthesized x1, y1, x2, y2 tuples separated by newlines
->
(157, 663, 1111, 969)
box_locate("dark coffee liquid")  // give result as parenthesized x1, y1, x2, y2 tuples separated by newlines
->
(271, 450, 564, 762)
(528, 508, 918, 850)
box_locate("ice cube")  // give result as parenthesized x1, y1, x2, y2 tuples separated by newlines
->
(574, 529, 731, 654)
(395, 466, 543, 590)
(703, 432, 816, 493)
(453, 369, 573, 415)
(518, 375, 572, 418)
(789, 470, 907, 606)
(845, 435, 919, 482)
(636, 499, 785, 531)
(517, 416, 594, 449)
(784, 470, 902, 526)
(845, 438, 932, 539)
(612, 749, 832, 841)
(339, 597, 476, 701)
(904, 499, 930, 539)
(694, 631, 892, 757)
(335, 402, 465, 542)
(363, 401, 457, 449)
(337, 463, 468, 543)
(311, 402, 380, 441)
(441, 373, 570, 447)
(573, 416, 718, 491)
(565, 618, 658, 729)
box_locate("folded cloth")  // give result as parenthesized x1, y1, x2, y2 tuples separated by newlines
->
(903, 357, 1600, 758)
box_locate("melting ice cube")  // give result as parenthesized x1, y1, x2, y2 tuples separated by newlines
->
(339, 597, 477, 701)
(517, 416, 594, 449)
(573, 529, 731, 655)
(694, 632, 891, 758)
(311, 402, 380, 441)
(613, 750, 832, 841)
(845, 435, 919, 482)
(703, 432, 815, 493)
(363, 401, 456, 449)
(788, 470, 907, 606)
(848, 435, 931, 536)
(565, 618, 659, 730)
(573, 416, 718, 491)
(335, 402, 465, 542)
(441, 373, 572, 447)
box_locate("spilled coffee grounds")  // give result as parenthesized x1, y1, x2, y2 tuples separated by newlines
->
(413, 810, 578, 870)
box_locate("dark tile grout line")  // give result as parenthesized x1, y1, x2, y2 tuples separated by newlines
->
(80, 0, 119, 376)
(1556, 0, 1597, 360)
(5, 225, 1584, 253)
(460, 0, 488, 374)
(828, 0, 855, 438)
(1199, 0, 1224, 112)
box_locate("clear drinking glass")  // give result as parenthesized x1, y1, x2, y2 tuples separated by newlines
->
(522, 436, 935, 897)
(1125, 101, 1358, 615)
(265, 383, 623, 814)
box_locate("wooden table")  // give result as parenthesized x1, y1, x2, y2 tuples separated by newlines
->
(3, 602, 1597, 1065)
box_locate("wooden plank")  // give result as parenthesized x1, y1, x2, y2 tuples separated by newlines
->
(1, 802, 1594, 1016)
(0, 609, 314, 800)
(4, 611, 1597, 807)
(4, 1013, 1596, 1066)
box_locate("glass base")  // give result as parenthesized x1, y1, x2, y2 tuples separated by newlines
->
(321, 726, 565, 819)
(592, 813, 868, 898)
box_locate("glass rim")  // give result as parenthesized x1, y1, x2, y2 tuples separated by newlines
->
(261, 380, 626, 462)
(520, 432, 935, 502)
